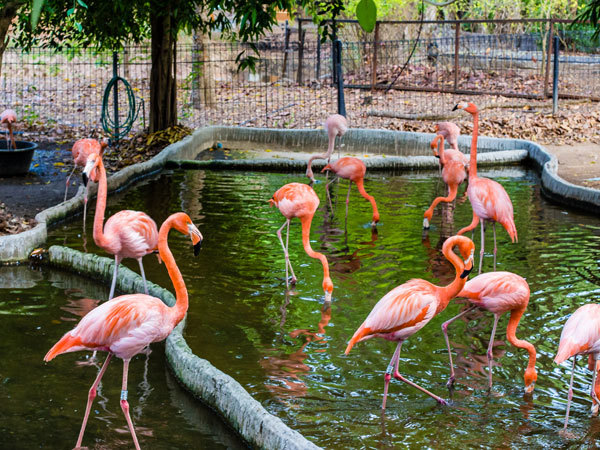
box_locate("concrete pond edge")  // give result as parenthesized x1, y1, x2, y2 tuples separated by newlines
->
(46, 245, 320, 450)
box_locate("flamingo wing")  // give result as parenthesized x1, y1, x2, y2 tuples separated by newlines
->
(271, 183, 319, 219)
(105, 210, 159, 255)
(44, 294, 171, 361)
(555, 304, 600, 364)
(459, 271, 529, 314)
(346, 280, 438, 352)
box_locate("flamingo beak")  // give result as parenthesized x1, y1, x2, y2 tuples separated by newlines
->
(460, 250, 474, 279)
(452, 104, 459, 111)
(524, 382, 535, 394)
(325, 290, 332, 304)
(82, 158, 95, 187)
(188, 223, 203, 256)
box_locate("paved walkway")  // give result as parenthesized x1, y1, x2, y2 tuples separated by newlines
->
(545, 143, 600, 190)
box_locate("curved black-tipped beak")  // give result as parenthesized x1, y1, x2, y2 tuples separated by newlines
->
(434, 154, 440, 159)
(82, 173, 89, 187)
(193, 240, 202, 256)
(452, 104, 459, 111)
(460, 265, 473, 279)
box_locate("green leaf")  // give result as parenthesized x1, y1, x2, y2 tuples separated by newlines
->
(67, 7, 75, 16)
(76, 0, 89, 9)
(31, 0, 45, 29)
(75, 21, 83, 32)
(356, 0, 377, 33)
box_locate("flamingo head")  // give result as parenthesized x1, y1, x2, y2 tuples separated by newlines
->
(82, 152, 102, 186)
(524, 367, 537, 394)
(444, 235, 475, 278)
(171, 212, 203, 256)
(452, 101, 478, 115)
(323, 277, 334, 304)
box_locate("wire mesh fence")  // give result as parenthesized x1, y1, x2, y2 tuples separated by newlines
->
(0, 18, 598, 140)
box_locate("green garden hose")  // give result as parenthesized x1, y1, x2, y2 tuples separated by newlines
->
(100, 76, 145, 142)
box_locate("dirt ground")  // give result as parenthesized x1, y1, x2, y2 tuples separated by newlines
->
(545, 143, 600, 189)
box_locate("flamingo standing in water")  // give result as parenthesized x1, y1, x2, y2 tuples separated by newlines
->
(269, 182, 334, 302)
(82, 152, 158, 300)
(454, 101, 517, 273)
(423, 133, 468, 229)
(345, 235, 475, 409)
(555, 304, 600, 429)
(432, 122, 467, 166)
(321, 157, 379, 228)
(306, 114, 348, 183)
(0, 109, 17, 150)
(64, 138, 108, 228)
(441, 271, 537, 392)
(44, 212, 203, 450)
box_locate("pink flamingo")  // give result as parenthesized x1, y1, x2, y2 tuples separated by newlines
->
(345, 235, 475, 409)
(555, 304, 600, 429)
(423, 133, 468, 229)
(83, 152, 158, 300)
(321, 157, 379, 228)
(432, 122, 468, 166)
(454, 101, 517, 273)
(306, 114, 348, 183)
(44, 212, 202, 450)
(64, 139, 108, 227)
(0, 109, 17, 150)
(269, 182, 334, 303)
(441, 271, 537, 392)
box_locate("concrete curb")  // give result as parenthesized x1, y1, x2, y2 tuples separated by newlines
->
(46, 245, 320, 450)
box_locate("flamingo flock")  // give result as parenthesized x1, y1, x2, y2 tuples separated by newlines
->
(42, 101, 595, 448)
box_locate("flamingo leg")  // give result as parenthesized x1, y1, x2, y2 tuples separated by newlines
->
(564, 356, 577, 430)
(591, 359, 600, 416)
(285, 219, 297, 284)
(8, 122, 15, 150)
(345, 181, 352, 225)
(120, 359, 141, 450)
(325, 176, 338, 212)
(83, 186, 88, 232)
(76, 353, 113, 449)
(276, 219, 296, 287)
(137, 257, 149, 295)
(108, 255, 122, 300)
(382, 341, 403, 410)
(479, 219, 485, 274)
(486, 313, 500, 391)
(64, 166, 77, 202)
(492, 222, 497, 271)
(442, 305, 478, 387)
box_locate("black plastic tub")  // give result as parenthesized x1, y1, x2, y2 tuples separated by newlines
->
(0, 141, 37, 176)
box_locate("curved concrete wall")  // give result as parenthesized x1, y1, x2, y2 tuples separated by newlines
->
(47, 245, 320, 450)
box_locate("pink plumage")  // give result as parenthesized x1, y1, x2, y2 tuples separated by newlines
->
(0, 108, 17, 150)
(306, 114, 348, 182)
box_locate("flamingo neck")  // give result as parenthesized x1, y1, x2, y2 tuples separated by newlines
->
(354, 179, 379, 223)
(506, 308, 537, 371)
(436, 135, 446, 163)
(438, 245, 467, 313)
(469, 111, 479, 180)
(92, 158, 112, 251)
(159, 216, 189, 326)
(300, 215, 333, 299)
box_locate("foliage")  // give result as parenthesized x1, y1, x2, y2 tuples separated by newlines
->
(575, 0, 600, 38)
(356, 0, 377, 32)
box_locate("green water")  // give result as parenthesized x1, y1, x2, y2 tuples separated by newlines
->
(46, 167, 600, 448)
(0, 265, 245, 449)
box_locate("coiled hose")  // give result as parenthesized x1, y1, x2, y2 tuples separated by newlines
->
(100, 76, 145, 142)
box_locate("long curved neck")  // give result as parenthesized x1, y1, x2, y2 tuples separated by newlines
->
(437, 246, 467, 313)
(92, 158, 111, 250)
(355, 179, 379, 223)
(507, 308, 536, 370)
(436, 135, 446, 163)
(469, 111, 479, 180)
(300, 215, 332, 294)
(159, 218, 188, 326)
(306, 132, 336, 176)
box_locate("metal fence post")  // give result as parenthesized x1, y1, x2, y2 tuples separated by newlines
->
(297, 19, 305, 84)
(316, 38, 321, 81)
(371, 21, 379, 91)
(335, 39, 346, 117)
(454, 22, 460, 91)
(332, 20, 338, 85)
(112, 51, 119, 141)
(552, 35, 560, 115)
(281, 20, 290, 80)
(544, 19, 554, 97)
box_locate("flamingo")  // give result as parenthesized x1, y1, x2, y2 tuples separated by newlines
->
(321, 157, 380, 228)
(432, 122, 468, 166)
(423, 133, 468, 229)
(454, 101, 517, 273)
(555, 304, 600, 429)
(269, 182, 334, 303)
(0, 109, 17, 150)
(43, 212, 203, 450)
(441, 271, 537, 392)
(82, 151, 158, 300)
(345, 235, 475, 409)
(306, 114, 348, 183)
(64, 139, 108, 228)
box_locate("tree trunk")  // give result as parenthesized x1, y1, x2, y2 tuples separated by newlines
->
(0, 2, 23, 80)
(149, 8, 177, 132)
(192, 30, 215, 108)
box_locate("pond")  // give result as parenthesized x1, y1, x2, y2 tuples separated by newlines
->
(0, 265, 245, 449)
(46, 166, 600, 448)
